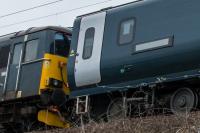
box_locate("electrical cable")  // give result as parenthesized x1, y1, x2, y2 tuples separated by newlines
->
(0, 0, 64, 19)
(0, 0, 112, 29)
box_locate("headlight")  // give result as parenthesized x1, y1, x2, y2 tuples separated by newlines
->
(48, 78, 63, 88)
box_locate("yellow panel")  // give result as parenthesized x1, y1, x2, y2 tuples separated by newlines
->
(38, 110, 70, 128)
(39, 53, 70, 95)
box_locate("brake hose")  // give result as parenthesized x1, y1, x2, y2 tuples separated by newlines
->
(59, 66, 68, 88)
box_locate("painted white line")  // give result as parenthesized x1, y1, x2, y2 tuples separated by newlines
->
(136, 38, 170, 52)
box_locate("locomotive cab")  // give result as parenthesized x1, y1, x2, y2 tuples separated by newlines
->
(0, 26, 72, 101)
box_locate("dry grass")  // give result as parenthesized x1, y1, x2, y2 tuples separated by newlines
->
(31, 111, 200, 133)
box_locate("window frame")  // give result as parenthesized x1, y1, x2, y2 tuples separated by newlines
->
(23, 39, 39, 63)
(82, 27, 95, 60)
(118, 17, 136, 46)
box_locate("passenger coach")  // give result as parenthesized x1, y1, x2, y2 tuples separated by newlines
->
(68, 0, 200, 116)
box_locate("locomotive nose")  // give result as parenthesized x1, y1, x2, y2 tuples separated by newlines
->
(40, 88, 69, 107)
(51, 88, 69, 107)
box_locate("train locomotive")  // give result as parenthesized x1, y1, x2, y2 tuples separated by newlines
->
(0, 26, 72, 132)
(1, 0, 200, 132)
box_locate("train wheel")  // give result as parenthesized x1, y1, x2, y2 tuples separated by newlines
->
(193, 90, 199, 109)
(3, 123, 24, 133)
(170, 88, 195, 114)
(107, 98, 127, 121)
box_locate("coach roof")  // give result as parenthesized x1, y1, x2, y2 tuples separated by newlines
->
(77, 0, 146, 18)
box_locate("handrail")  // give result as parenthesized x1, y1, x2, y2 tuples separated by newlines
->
(21, 58, 51, 66)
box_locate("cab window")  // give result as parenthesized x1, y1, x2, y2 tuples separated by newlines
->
(0, 45, 10, 68)
(12, 43, 22, 64)
(53, 33, 70, 57)
(24, 39, 39, 62)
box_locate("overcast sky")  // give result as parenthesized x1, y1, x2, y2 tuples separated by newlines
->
(0, 0, 137, 36)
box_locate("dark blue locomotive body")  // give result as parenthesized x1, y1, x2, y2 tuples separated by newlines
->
(68, 0, 200, 97)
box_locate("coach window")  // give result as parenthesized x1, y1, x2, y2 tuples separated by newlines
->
(83, 27, 95, 60)
(119, 19, 135, 45)
(0, 45, 10, 68)
(24, 39, 39, 62)
(54, 33, 70, 57)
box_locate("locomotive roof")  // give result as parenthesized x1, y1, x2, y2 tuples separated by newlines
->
(0, 32, 16, 43)
(15, 26, 72, 37)
(0, 26, 72, 43)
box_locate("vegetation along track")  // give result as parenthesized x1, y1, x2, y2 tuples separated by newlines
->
(29, 109, 200, 133)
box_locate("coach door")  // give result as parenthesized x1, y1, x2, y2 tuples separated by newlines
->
(4, 36, 25, 100)
(75, 12, 106, 87)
